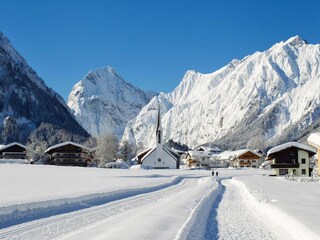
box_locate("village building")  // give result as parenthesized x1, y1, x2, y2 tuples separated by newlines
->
(135, 108, 180, 169)
(229, 149, 262, 168)
(185, 150, 215, 168)
(194, 144, 222, 154)
(307, 132, 320, 175)
(0, 142, 27, 160)
(267, 142, 316, 176)
(45, 141, 91, 167)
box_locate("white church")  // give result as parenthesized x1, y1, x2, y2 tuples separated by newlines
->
(135, 108, 180, 169)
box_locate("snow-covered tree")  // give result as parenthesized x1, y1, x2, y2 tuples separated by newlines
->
(95, 134, 119, 167)
(26, 135, 49, 164)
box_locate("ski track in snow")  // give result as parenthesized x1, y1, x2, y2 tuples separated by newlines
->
(214, 179, 278, 240)
(0, 177, 202, 240)
(1, 176, 297, 240)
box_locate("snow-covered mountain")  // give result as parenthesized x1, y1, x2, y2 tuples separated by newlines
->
(0, 32, 89, 144)
(68, 67, 157, 138)
(123, 36, 320, 150)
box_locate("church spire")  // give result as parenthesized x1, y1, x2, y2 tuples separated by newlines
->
(156, 105, 162, 145)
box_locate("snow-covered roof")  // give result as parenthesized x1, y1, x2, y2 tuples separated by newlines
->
(187, 150, 216, 158)
(137, 146, 180, 163)
(45, 141, 89, 153)
(171, 148, 187, 155)
(267, 142, 316, 156)
(136, 148, 154, 162)
(307, 132, 320, 149)
(0, 142, 27, 151)
(194, 144, 221, 152)
(216, 149, 261, 160)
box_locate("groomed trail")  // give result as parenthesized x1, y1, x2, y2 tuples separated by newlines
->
(0, 176, 291, 240)
(0, 176, 216, 240)
(214, 179, 278, 240)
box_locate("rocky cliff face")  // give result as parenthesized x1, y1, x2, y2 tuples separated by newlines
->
(68, 66, 157, 138)
(0, 32, 89, 144)
(122, 36, 320, 150)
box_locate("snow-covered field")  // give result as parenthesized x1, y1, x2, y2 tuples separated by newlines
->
(0, 165, 319, 240)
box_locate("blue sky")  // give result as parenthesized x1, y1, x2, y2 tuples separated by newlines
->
(0, 0, 320, 100)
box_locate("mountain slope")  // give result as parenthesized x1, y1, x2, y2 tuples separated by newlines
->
(0, 32, 89, 144)
(122, 36, 320, 150)
(68, 66, 157, 138)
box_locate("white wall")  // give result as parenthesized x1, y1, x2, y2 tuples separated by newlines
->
(142, 148, 177, 169)
(298, 150, 310, 176)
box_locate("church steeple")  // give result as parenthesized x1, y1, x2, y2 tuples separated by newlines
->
(156, 106, 163, 145)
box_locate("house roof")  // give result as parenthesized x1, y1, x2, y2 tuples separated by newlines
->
(187, 150, 216, 158)
(267, 142, 316, 156)
(0, 142, 27, 151)
(235, 149, 262, 158)
(193, 143, 221, 152)
(45, 141, 90, 153)
(215, 149, 261, 160)
(307, 132, 320, 149)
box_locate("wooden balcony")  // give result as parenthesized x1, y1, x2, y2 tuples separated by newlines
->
(271, 163, 299, 168)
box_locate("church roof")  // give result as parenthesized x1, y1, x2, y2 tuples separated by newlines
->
(163, 147, 180, 161)
(136, 146, 180, 164)
(136, 148, 154, 164)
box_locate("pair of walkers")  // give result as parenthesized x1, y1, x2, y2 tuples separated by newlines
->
(211, 170, 218, 177)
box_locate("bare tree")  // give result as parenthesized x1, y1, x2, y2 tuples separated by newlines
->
(26, 135, 49, 164)
(84, 136, 97, 149)
(95, 134, 119, 167)
(120, 140, 133, 161)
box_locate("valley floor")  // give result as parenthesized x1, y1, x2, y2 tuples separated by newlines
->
(0, 165, 319, 240)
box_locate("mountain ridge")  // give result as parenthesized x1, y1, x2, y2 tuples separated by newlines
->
(0, 31, 89, 144)
(122, 36, 320, 151)
(68, 66, 157, 138)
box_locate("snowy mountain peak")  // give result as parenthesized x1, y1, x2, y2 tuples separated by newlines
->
(123, 36, 320, 150)
(284, 35, 306, 46)
(0, 31, 28, 67)
(68, 67, 157, 137)
(0, 32, 89, 144)
(83, 66, 122, 86)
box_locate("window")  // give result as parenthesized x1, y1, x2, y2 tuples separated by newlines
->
(158, 158, 161, 162)
(301, 158, 306, 164)
(158, 131, 161, 144)
(279, 169, 288, 175)
(302, 169, 306, 175)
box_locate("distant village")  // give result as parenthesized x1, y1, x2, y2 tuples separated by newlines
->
(1, 108, 320, 179)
